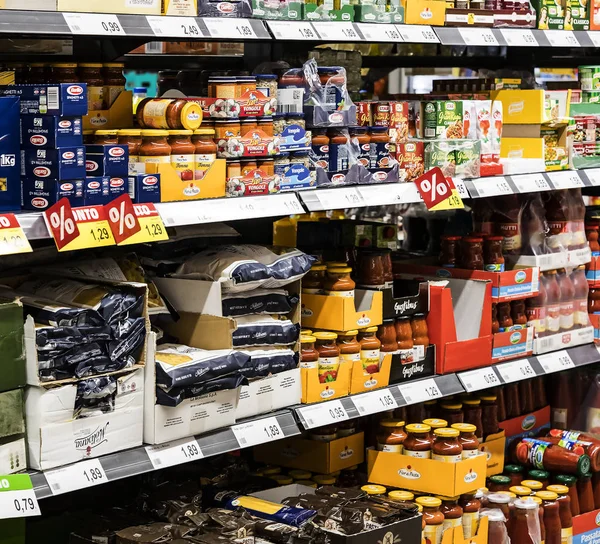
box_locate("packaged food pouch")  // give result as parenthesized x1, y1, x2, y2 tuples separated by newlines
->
(36, 324, 112, 351)
(221, 288, 298, 317)
(236, 348, 298, 378)
(155, 374, 247, 407)
(75, 375, 117, 418)
(232, 315, 299, 347)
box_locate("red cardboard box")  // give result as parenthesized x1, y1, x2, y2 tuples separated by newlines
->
(499, 406, 551, 453)
(573, 507, 600, 542)
(590, 313, 600, 344)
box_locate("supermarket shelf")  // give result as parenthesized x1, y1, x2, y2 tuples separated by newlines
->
(29, 409, 300, 500)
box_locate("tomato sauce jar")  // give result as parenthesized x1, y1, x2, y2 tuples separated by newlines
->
(432, 428, 463, 463)
(139, 130, 172, 166)
(376, 419, 407, 453)
(168, 130, 195, 181)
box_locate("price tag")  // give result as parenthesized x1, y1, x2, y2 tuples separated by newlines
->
(145, 437, 203, 470)
(357, 184, 406, 206)
(63, 12, 125, 35)
(537, 350, 575, 373)
(459, 367, 501, 392)
(312, 22, 361, 41)
(453, 179, 470, 199)
(500, 28, 537, 46)
(398, 378, 442, 404)
(53, 205, 115, 252)
(44, 459, 107, 496)
(315, 188, 364, 210)
(146, 16, 203, 38)
(232, 416, 284, 448)
(105, 194, 141, 244)
(459, 28, 499, 46)
(511, 172, 551, 193)
(588, 31, 600, 47)
(298, 399, 349, 429)
(496, 359, 536, 383)
(43, 197, 80, 251)
(358, 23, 400, 42)
(353, 388, 398, 415)
(268, 20, 319, 40)
(472, 177, 512, 198)
(0, 214, 32, 255)
(395, 24, 438, 43)
(204, 18, 257, 39)
(585, 168, 600, 186)
(0, 475, 40, 520)
(415, 167, 464, 210)
(548, 170, 584, 189)
(545, 29, 580, 47)
(118, 203, 168, 246)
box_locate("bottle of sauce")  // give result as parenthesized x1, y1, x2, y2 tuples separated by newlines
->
(489, 475, 512, 492)
(546, 484, 573, 544)
(139, 130, 172, 167)
(556, 474, 580, 517)
(571, 266, 589, 329)
(519, 379, 535, 414)
(460, 236, 484, 270)
(192, 128, 217, 180)
(411, 314, 429, 348)
(510, 498, 542, 544)
(511, 300, 528, 329)
(349, 126, 371, 168)
(544, 270, 562, 335)
(403, 423, 432, 458)
(515, 439, 591, 475)
(376, 420, 406, 452)
(358, 327, 382, 375)
(568, 188, 587, 250)
(537, 491, 562, 544)
(423, 400, 437, 421)
(462, 399, 483, 440)
(552, 372, 571, 430)
(546, 190, 572, 251)
(504, 465, 525, 487)
(459, 492, 481, 539)
(533, 376, 548, 410)
(557, 269, 575, 332)
(440, 235, 461, 267)
(395, 316, 414, 363)
(337, 330, 361, 366)
(439, 496, 463, 534)
(439, 403, 464, 425)
(432, 428, 463, 463)
(492, 303, 500, 334)
(526, 278, 547, 337)
(377, 320, 398, 354)
(357, 251, 385, 289)
(487, 492, 511, 521)
(300, 335, 319, 368)
(484, 236, 505, 272)
(577, 473, 595, 514)
(528, 469, 550, 489)
(497, 302, 514, 332)
(452, 423, 480, 459)
(589, 288, 600, 314)
(117, 129, 142, 165)
(407, 403, 426, 425)
(313, 332, 340, 384)
(486, 508, 510, 544)
(544, 429, 600, 472)
(324, 267, 355, 298)
(480, 396, 499, 437)
(415, 496, 444, 544)
(586, 224, 600, 252)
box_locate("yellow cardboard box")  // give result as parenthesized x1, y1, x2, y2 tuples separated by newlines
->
(58, 0, 161, 13)
(442, 516, 488, 544)
(83, 90, 132, 131)
(349, 353, 392, 395)
(500, 137, 544, 160)
(301, 290, 383, 332)
(403, 0, 446, 24)
(367, 448, 487, 495)
(254, 432, 364, 474)
(301, 364, 351, 404)
(480, 430, 505, 477)
(162, 0, 197, 14)
(491, 89, 546, 124)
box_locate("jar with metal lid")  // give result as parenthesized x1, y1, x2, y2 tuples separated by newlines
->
(362, 484, 387, 496)
(416, 497, 444, 544)
(423, 418, 448, 444)
(27, 63, 47, 84)
(79, 63, 105, 111)
(504, 464, 525, 487)
(452, 423, 480, 459)
(83, 130, 95, 144)
(324, 267, 355, 297)
(310, 424, 338, 442)
(403, 423, 432, 458)
(241, 117, 258, 135)
(51, 63, 78, 83)
(94, 130, 119, 145)
(432, 428, 463, 462)
(193, 128, 217, 180)
(227, 160, 241, 180)
(241, 159, 258, 177)
(314, 331, 340, 384)
(337, 419, 357, 438)
(376, 419, 407, 453)
(236, 75, 257, 98)
(289, 469, 312, 480)
(137, 98, 203, 131)
(462, 398, 484, 441)
(103, 62, 125, 86)
(303, 264, 327, 295)
(337, 330, 361, 365)
(349, 126, 371, 167)
(488, 475, 512, 493)
(256, 74, 278, 97)
(168, 130, 195, 181)
(139, 130, 172, 165)
(118, 129, 142, 164)
(313, 475, 336, 486)
(210, 76, 237, 99)
(271, 474, 293, 486)
(300, 335, 319, 368)
(258, 117, 274, 136)
(215, 119, 241, 140)
(358, 326, 382, 375)
(440, 402, 464, 425)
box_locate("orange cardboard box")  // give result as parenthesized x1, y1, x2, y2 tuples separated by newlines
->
(301, 364, 351, 404)
(349, 353, 392, 395)
(480, 430, 506, 477)
(403, 0, 446, 24)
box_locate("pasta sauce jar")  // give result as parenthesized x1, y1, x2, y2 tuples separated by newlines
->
(432, 428, 463, 463)
(452, 423, 480, 459)
(403, 423, 432, 458)
(139, 130, 171, 166)
(416, 497, 444, 544)
(193, 129, 217, 180)
(313, 332, 340, 384)
(168, 130, 195, 181)
(376, 419, 407, 453)
(118, 129, 142, 164)
(324, 267, 355, 298)
(137, 98, 203, 131)
(358, 327, 381, 375)
(337, 330, 361, 365)
(300, 335, 319, 368)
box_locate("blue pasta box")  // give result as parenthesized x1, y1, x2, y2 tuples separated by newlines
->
(0, 83, 88, 116)
(129, 173, 161, 203)
(0, 97, 21, 211)
(21, 116, 83, 149)
(85, 144, 128, 177)
(83, 176, 127, 206)
(21, 178, 84, 211)
(280, 164, 316, 191)
(22, 147, 86, 181)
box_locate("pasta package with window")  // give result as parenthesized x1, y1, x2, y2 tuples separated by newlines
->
(0, 97, 20, 211)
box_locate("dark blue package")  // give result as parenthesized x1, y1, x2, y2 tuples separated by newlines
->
(21, 116, 82, 149)
(22, 146, 86, 180)
(0, 97, 21, 211)
(85, 145, 128, 177)
(128, 173, 161, 203)
(83, 176, 127, 206)
(22, 178, 84, 211)
(0, 84, 88, 116)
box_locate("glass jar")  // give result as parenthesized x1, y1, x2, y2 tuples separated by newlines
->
(462, 398, 483, 440)
(439, 403, 464, 425)
(241, 159, 258, 177)
(480, 395, 499, 436)
(137, 98, 203, 131)
(274, 154, 290, 176)
(460, 236, 484, 270)
(241, 117, 258, 134)
(377, 320, 398, 354)
(258, 158, 274, 176)
(358, 327, 382, 376)
(103, 62, 126, 107)
(489, 475, 512, 493)
(193, 129, 217, 180)
(139, 130, 172, 165)
(314, 332, 340, 384)
(256, 74, 278, 98)
(484, 236, 506, 272)
(361, 484, 387, 497)
(411, 314, 429, 346)
(94, 129, 119, 145)
(556, 474, 580, 517)
(510, 498, 542, 544)
(440, 496, 464, 533)
(168, 130, 195, 181)
(452, 423, 480, 459)
(337, 419, 357, 438)
(403, 423, 432, 458)
(313, 475, 336, 487)
(257, 117, 274, 137)
(395, 316, 414, 363)
(432, 428, 463, 463)
(118, 129, 142, 164)
(358, 251, 385, 288)
(273, 114, 287, 137)
(504, 465, 525, 487)
(459, 492, 481, 539)
(537, 491, 563, 544)
(424, 400, 438, 421)
(324, 267, 355, 298)
(303, 265, 327, 295)
(310, 424, 338, 441)
(527, 470, 549, 489)
(440, 235, 461, 267)
(337, 330, 361, 365)
(51, 62, 78, 83)
(423, 418, 448, 444)
(547, 484, 573, 544)
(226, 160, 241, 180)
(300, 335, 319, 369)
(369, 126, 391, 168)
(79, 63, 105, 111)
(376, 419, 407, 453)
(578, 473, 595, 514)
(388, 490, 415, 504)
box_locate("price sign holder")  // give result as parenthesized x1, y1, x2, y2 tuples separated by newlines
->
(43, 198, 80, 251)
(510, 172, 552, 193)
(145, 437, 203, 470)
(352, 388, 398, 416)
(203, 18, 257, 39)
(53, 205, 115, 252)
(297, 399, 350, 429)
(44, 459, 107, 496)
(267, 20, 320, 40)
(500, 28, 537, 46)
(357, 23, 400, 42)
(545, 29, 580, 46)
(458, 367, 501, 392)
(459, 27, 499, 46)
(548, 170, 585, 189)
(146, 15, 204, 38)
(0, 214, 32, 255)
(63, 12, 125, 35)
(582, 168, 600, 186)
(232, 416, 284, 449)
(396, 24, 438, 42)
(397, 378, 442, 405)
(414, 167, 464, 211)
(471, 176, 513, 198)
(118, 203, 168, 246)
(312, 22, 362, 41)
(0, 474, 41, 520)
(537, 350, 575, 374)
(313, 187, 364, 211)
(495, 359, 536, 383)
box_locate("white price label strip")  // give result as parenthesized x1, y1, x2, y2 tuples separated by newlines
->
(145, 437, 203, 470)
(268, 20, 319, 40)
(584, 168, 600, 186)
(472, 177, 512, 197)
(358, 23, 401, 42)
(63, 13, 125, 35)
(353, 388, 398, 415)
(44, 459, 107, 495)
(312, 22, 361, 41)
(315, 188, 363, 210)
(232, 416, 284, 448)
(146, 16, 203, 38)
(398, 378, 442, 404)
(496, 359, 536, 383)
(453, 179, 470, 199)
(500, 28, 537, 46)
(545, 29, 580, 47)
(548, 170, 584, 189)
(459, 28, 499, 46)
(204, 18, 257, 39)
(537, 350, 575, 374)
(588, 31, 600, 47)
(511, 172, 551, 193)
(0, 476, 40, 520)
(396, 24, 438, 42)
(459, 367, 501, 392)
(299, 399, 349, 429)
(357, 184, 406, 206)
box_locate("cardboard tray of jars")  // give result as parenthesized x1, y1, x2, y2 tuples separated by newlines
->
(315, 163, 402, 187)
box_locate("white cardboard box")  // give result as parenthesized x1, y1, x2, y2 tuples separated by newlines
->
(26, 368, 144, 471)
(0, 437, 26, 474)
(3, 0, 56, 9)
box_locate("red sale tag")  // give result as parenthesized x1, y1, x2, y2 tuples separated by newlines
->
(105, 194, 141, 245)
(414, 167, 464, 211)
(43, 198, 80, 251)
(118, 203, 169, 246)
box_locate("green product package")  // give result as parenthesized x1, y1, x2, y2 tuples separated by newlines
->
(424, 139, 481, 178)
(423, 100, 465, 139)
(251, 0, 304, 19)
(0, 389, 24, 440)
(0, 299, 25, 393)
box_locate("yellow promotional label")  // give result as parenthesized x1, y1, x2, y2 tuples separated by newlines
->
(340, 352, 361, 364)
(430, 189, 464, 211)
(139, 99, 171, 128)
(61, 212, 115, 252)
(431, 453, 462, 463)
(0, 214, 32, 255)
(361, 348, 381, 375)
(140, 155, 171, 164)
(119, 206, 168, 246)
(378, 443, 403, 453)
(171, 154, 195, 181)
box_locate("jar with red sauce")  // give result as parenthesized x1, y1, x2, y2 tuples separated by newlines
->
(537, 491, 562, 544)
(509, 498, 542, 544)
(487, 508, 510, 544)
(349, 126, 371, 168)
(488, 475, 512, 493)
(484, 235, 505, 272)
(432, 428, 463, 462)
(377, 320, 398, 354)
(460, 236, 484, 270)
(423, 418, 448, 443)
(459, 492, 481, 539)
(439, 403, 464, 425)
(416, 497, 444, 544)
(452, 423, 480, 459)
(337, 330, 361, 366)
(462, 398, 483, 440)
(440, 235, 461, 267)
(300, 334, 318, 368)
(578, 473, 595, 514)
(376, 419, 406, 453)
(358, 251, 385, 289)
(411, 313, 429, 347)
(556, 474, 580, 517)
(403, 423, 432, 458)
(439, 496, 463, 533)
(546, 484, 573, 544)
(504, 464, 524, 487)
(480, 396, 499, 436)
(528, 469, 550, 489)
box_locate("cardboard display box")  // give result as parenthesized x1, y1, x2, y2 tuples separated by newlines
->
(499, 405, 551, 453)
(492, 89, 547, 124)
(480, 430, 506, 477)
(533, 326, 594, 354)
(388, 345, 436, 384)
(349, 353, 392, 395)
(500, 136, 545, 175)
(83, 91, 132, 131)
(380, 280, 429, 320)
(0, 388, 26, 475)
(492, 327, 534, 362)
(57, 0, 161, 13)
(403, 0, 446, 24)
(0, 298, 25, 393)
(302, 364, 351, 404)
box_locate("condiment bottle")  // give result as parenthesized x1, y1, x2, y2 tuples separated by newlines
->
(544, 270, 562, 335)
(439, 496, 463, 534)
(357, 250, 385, 289)
(484, 236, 505, 272)
(300, 335, 319, 368)
(432, 428, 463, 463)
(395, 316, 414, 363)
(403, 423, 432, 458)
(452, 423, 480, 459)
(511, 299, 527, 328)
(515, 439, 591, 476)
(492, 303, 500, 334)
(337, 330, 361, 366)
(480, 395, 499, 436)
(313, 332, 340, 384)
(415, 496, 444, 544)
(358, 327, 382, 376)
(504, 464, 525, 487)
(485, 508, 510, 544)
(577, 473, 595, 514)
(504, 382, 521, 419)
(522, 480, 544, 494)
(377, 320, 398, 354)
(556, 475, 580, 517)
(459, 492, 481, 539)
(424, 400, 437, 420)
(324, 267, 355, 298)
(440, 235, 461, 267)
(537, 491, 562, 544)
(439, 403, 464, 425)
(528, 469, 550, 489)
(546, 484, 573, 544)
(376, 419, 406, 453)
(497, 302, 514, 332)
(557, 268, 575, 332)
(488, 475, 512, 493)
(519, 379, 535, 415)
(510, 498, 542, 544)
(462, 398, 484, 440)
(411, 313, 429, 348)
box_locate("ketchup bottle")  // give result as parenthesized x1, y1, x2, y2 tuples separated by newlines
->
(497, 302, 513, 332)
(557, 268, 575, 333)
(492, 303, 500, 334)
(544, 270, 561, 336)
(526, 277, 547, 337)
(571, 266, 589, 329)
(511, 300, 527, 329)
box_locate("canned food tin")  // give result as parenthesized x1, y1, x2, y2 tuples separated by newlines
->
(374, 102, 391, 127)
(584, 91, 600, 103)
(356, 102, 373, 127)
(579, 66, 600, 91)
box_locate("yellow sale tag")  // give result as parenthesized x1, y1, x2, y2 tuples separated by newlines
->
(59, 205, 115, 252)
(119, 203, 168, 246)
(0, 214, 32, 255)
(430, 189, 464, 211)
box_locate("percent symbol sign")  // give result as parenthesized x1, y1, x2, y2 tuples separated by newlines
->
(105, 194, 141, 244)
(420, 171, 448, 199)
(414, 167, 456, 210)
(108, 200, 136, 236)
(50, 205, 76, 242)
(44, 198, 80, 250)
